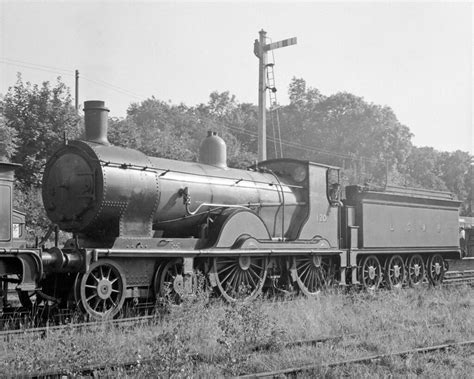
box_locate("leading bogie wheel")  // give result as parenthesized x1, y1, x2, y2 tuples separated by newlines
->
(75, 259, 126, 320)
(360, 255, 382, 290)
(213, 256, 267, 302)
(426, 254, 444, 286)
(159, 259, 188, 304)
(385, 255, 405, 289)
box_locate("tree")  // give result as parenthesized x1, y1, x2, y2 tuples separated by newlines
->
(403, 146, 447, 190)
(195, 92, 257, 167)
(111, 97, 201, 161)
(279, 79, 413, 185)
(2, 74, 80, 187)
(0, 114, 18, 160)
(110, 93, 257, 169)
(1, 74, 79, 239)
(438, 150, 472, 215)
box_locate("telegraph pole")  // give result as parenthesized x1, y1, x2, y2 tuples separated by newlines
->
(254, 30, 297, 162)
(75, 69, 79, 112)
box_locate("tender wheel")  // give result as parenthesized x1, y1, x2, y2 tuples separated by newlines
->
(75, 259, 126, 320)
(360, 255, 382, 290)
(407, 254, 425, 286)
(159, 259, 188, 304)
(385, 255, 405, 289)
(213, 256, 267, 302)
(427, 254, 444, 285)
(292, 255, 333, 296)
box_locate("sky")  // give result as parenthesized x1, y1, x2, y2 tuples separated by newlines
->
(0, 1, 472, 153)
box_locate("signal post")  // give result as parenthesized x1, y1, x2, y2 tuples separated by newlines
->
(254, 29, 297, 161)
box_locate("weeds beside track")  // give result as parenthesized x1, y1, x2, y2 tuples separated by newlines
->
(238, 340, 474, 378)
(1, 280, 472, 377)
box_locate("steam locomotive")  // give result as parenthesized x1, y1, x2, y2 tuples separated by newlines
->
(0, 101, 462, 319)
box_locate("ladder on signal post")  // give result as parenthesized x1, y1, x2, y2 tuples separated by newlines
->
(265, 61, 283, 158)
(266, 62, 277, 108)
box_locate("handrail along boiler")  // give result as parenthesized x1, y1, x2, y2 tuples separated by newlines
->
(0, 100, 462, 319)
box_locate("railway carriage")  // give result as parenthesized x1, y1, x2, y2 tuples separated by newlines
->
(0, 100, 463, 319)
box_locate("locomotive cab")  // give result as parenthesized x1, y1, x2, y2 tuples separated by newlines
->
(253, 159, 341, 246)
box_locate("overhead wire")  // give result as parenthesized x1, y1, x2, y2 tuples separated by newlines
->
(0, 58, 73, 76)
(0, 57, 146, 101)
(1, 57, 383, 168)
(223, 123, 382, 166)
(81, 75, 146, 100)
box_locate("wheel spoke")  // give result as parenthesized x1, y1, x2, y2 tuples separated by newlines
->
(218, 262, 237, 275)
(250, 262, 264, 271)
(361, 255, 381, 290)
(77, 261, 125, 319)
(92, 297, 100, 310)
(247, 271, 258, 287)
(221, 265, 238, 284)
(109, 298, 117, 308)
(90, 272, 100, 283)
(105, 267, 112, 280)
(214, 257, 267, 301)
(298, 262, 312, 278)
(233, 270, 243, 290)
(293, 256, 331, 296)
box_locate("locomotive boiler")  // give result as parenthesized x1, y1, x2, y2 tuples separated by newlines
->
(0, 100, 463, 320)
(43, 101, 305, 243)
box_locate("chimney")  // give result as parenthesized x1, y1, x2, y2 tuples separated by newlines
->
(84, 100, 109, 145)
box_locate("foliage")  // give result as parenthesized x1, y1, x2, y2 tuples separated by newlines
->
(109, 92, 257, 169)
(279, 78, 414, 186)
(401, 147, 472, 214)
(1, 74, 80, 187)
(0, 114, 18, 160)
(0, 74, 80, 237)
(1, 73, 472, 226)
(13, 185, 49, 240)
(217, 301, 285, 370)
(1, 286, 472, 376)
(276, 77, 471, 211)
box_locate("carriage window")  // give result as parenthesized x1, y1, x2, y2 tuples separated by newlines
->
(0, 185, 11, 241)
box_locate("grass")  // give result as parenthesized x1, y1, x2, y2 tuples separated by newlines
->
(0, 285, 472, 377)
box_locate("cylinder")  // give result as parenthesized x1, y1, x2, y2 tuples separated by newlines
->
(84, 100, 109, 145)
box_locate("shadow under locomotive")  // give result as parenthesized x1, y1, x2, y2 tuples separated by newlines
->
(0, 101, 462, 320)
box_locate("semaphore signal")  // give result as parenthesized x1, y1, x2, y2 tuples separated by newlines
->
(254, 29, 297, 162)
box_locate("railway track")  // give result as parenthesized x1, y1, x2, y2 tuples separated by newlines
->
(0, 314, 158, 343)
(12, 323, 471, 378)
(444, 269, 474, 285)
(238, 340, 474, 378)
